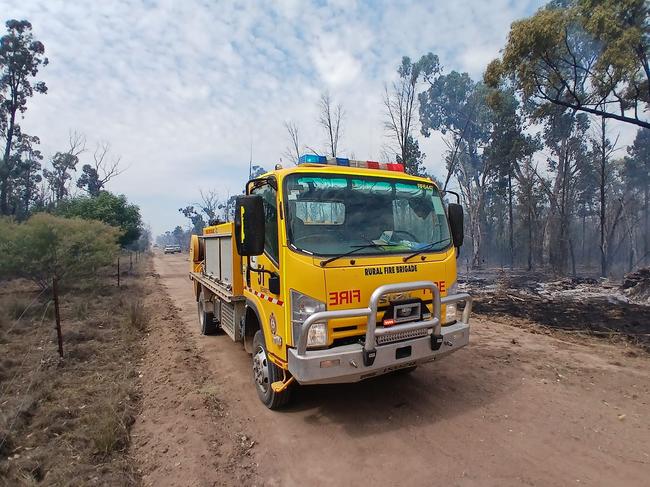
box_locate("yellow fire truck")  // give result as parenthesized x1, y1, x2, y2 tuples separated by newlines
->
(189, 155, 472, 409)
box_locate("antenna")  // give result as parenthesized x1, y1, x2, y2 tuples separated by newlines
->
(248, 139, 253, 179)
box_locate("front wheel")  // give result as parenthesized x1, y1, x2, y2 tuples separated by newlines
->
(252, 330, 291, 409)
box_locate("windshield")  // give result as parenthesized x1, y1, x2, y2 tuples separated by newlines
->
(284, 173, 451, 257)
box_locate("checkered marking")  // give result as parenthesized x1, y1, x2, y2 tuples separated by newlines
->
(246, 287, 284, 306)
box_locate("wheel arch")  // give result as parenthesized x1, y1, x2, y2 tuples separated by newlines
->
(243, 299, 263, 353)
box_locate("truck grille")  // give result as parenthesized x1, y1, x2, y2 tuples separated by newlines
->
(376, 327, 428, 345)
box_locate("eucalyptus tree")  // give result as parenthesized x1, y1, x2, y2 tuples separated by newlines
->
(623, 128, 650, 266)
(384, 54, 440, 175)
(9, 132, 42, 218)
(483, 89, 540, 266)
(282, 121, 301, 165)
(318, 92, 344, 157)
(0, 19, 48, 214)
(77, 142, 125, 196)
(419, 70, 494, 267)
(537, 108, 592, 274)
(485, 0, 650, 129)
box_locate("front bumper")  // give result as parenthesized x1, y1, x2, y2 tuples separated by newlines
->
(288, 280, 472, 385)
(288, 322, 469, 384)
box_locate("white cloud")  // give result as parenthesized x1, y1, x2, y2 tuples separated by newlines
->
(1, 0, 547, 235)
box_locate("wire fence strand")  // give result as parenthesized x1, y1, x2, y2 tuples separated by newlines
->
(0, 339, 50, 454)
(3, 286, 49, 336)
(0, 300, 53, 418)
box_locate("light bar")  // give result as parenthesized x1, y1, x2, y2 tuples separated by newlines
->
(297, 155, 404, 172)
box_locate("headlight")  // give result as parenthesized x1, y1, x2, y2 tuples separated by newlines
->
(306, 322, 327, 347)
(290, 290, 327, 348)
(444, 282, 458, 323)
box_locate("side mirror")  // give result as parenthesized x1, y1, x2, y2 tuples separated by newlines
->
(235, 195, 265, 256)
(447, 203, 464, 248)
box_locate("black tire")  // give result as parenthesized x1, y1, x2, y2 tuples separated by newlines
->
(198, 290, 217, 335)
(252, 330, 291, 409)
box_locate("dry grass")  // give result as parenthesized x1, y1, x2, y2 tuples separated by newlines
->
(5, 296, 34, 320)
(0, 255, 149, 486)
(72, 300, 90, 320)
(126, 298, 149, 332)
(0, 294, 47, 326)
(89, 402, 130, 455)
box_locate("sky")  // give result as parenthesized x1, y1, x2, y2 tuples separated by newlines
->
(2, 0, 565, 236)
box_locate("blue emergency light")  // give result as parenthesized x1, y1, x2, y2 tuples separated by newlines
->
(299, 154, 327, 164)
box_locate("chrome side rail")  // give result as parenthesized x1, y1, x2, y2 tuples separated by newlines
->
(296, 280, 454, 360)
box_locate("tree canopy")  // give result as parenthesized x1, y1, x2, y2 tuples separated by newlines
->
(56, 191, 142, 247)
(0, 213, 119, 289)
(485, 0, 650, 128)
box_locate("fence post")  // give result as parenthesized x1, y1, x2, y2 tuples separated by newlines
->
(130, 252, 133, 273)
(52, 277, 63, 358)
(117, 256, 121, 288)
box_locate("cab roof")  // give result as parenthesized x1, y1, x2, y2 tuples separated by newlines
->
(258, 163, 441, 190)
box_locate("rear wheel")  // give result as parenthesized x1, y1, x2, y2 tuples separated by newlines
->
(198, 290, 217, 335)
(252, 330, 291, 409)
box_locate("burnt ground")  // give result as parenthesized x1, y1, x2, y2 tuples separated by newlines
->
(462, 269, 650, 351)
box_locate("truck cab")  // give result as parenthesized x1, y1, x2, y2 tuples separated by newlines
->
(190, 156, 472, 409)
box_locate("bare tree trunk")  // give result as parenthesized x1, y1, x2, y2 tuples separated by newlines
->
(581, 213, 586, 263)
(527, 203, 533, 271)
(599, 117, 608, 277)
(508, 174, 514, 268)
(1, 108, 17, 215)
(643, 186, 650, 266)
(471, 209, 482, 269)
(620, 198, 638, 273)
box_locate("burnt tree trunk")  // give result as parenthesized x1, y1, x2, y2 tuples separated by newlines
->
(599, 117, 608, 277)
(508, 174, 514, 268)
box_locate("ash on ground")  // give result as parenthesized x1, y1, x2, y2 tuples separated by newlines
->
(459, 268, 650, 351)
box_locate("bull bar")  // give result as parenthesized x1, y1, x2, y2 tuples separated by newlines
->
(288, 281, 472, 385)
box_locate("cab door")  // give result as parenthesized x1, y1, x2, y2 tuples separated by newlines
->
(248, 179, 286, 362)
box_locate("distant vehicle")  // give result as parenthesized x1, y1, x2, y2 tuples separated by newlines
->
(164, 245, 181, 254)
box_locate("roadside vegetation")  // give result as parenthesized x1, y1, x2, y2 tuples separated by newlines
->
(0, 20, 151, 483)
(0, 240, 149, 485)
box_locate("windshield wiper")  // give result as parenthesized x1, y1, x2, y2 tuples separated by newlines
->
(402, 237, 452, 263)
(320, 243, 400, 267)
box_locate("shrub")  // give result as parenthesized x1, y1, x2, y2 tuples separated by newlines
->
(0, 213, 120, 289)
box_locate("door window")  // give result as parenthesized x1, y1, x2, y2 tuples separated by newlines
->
(252, 182, 279, 264)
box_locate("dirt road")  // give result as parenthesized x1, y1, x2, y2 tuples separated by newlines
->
(141, 253, 650, 486)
